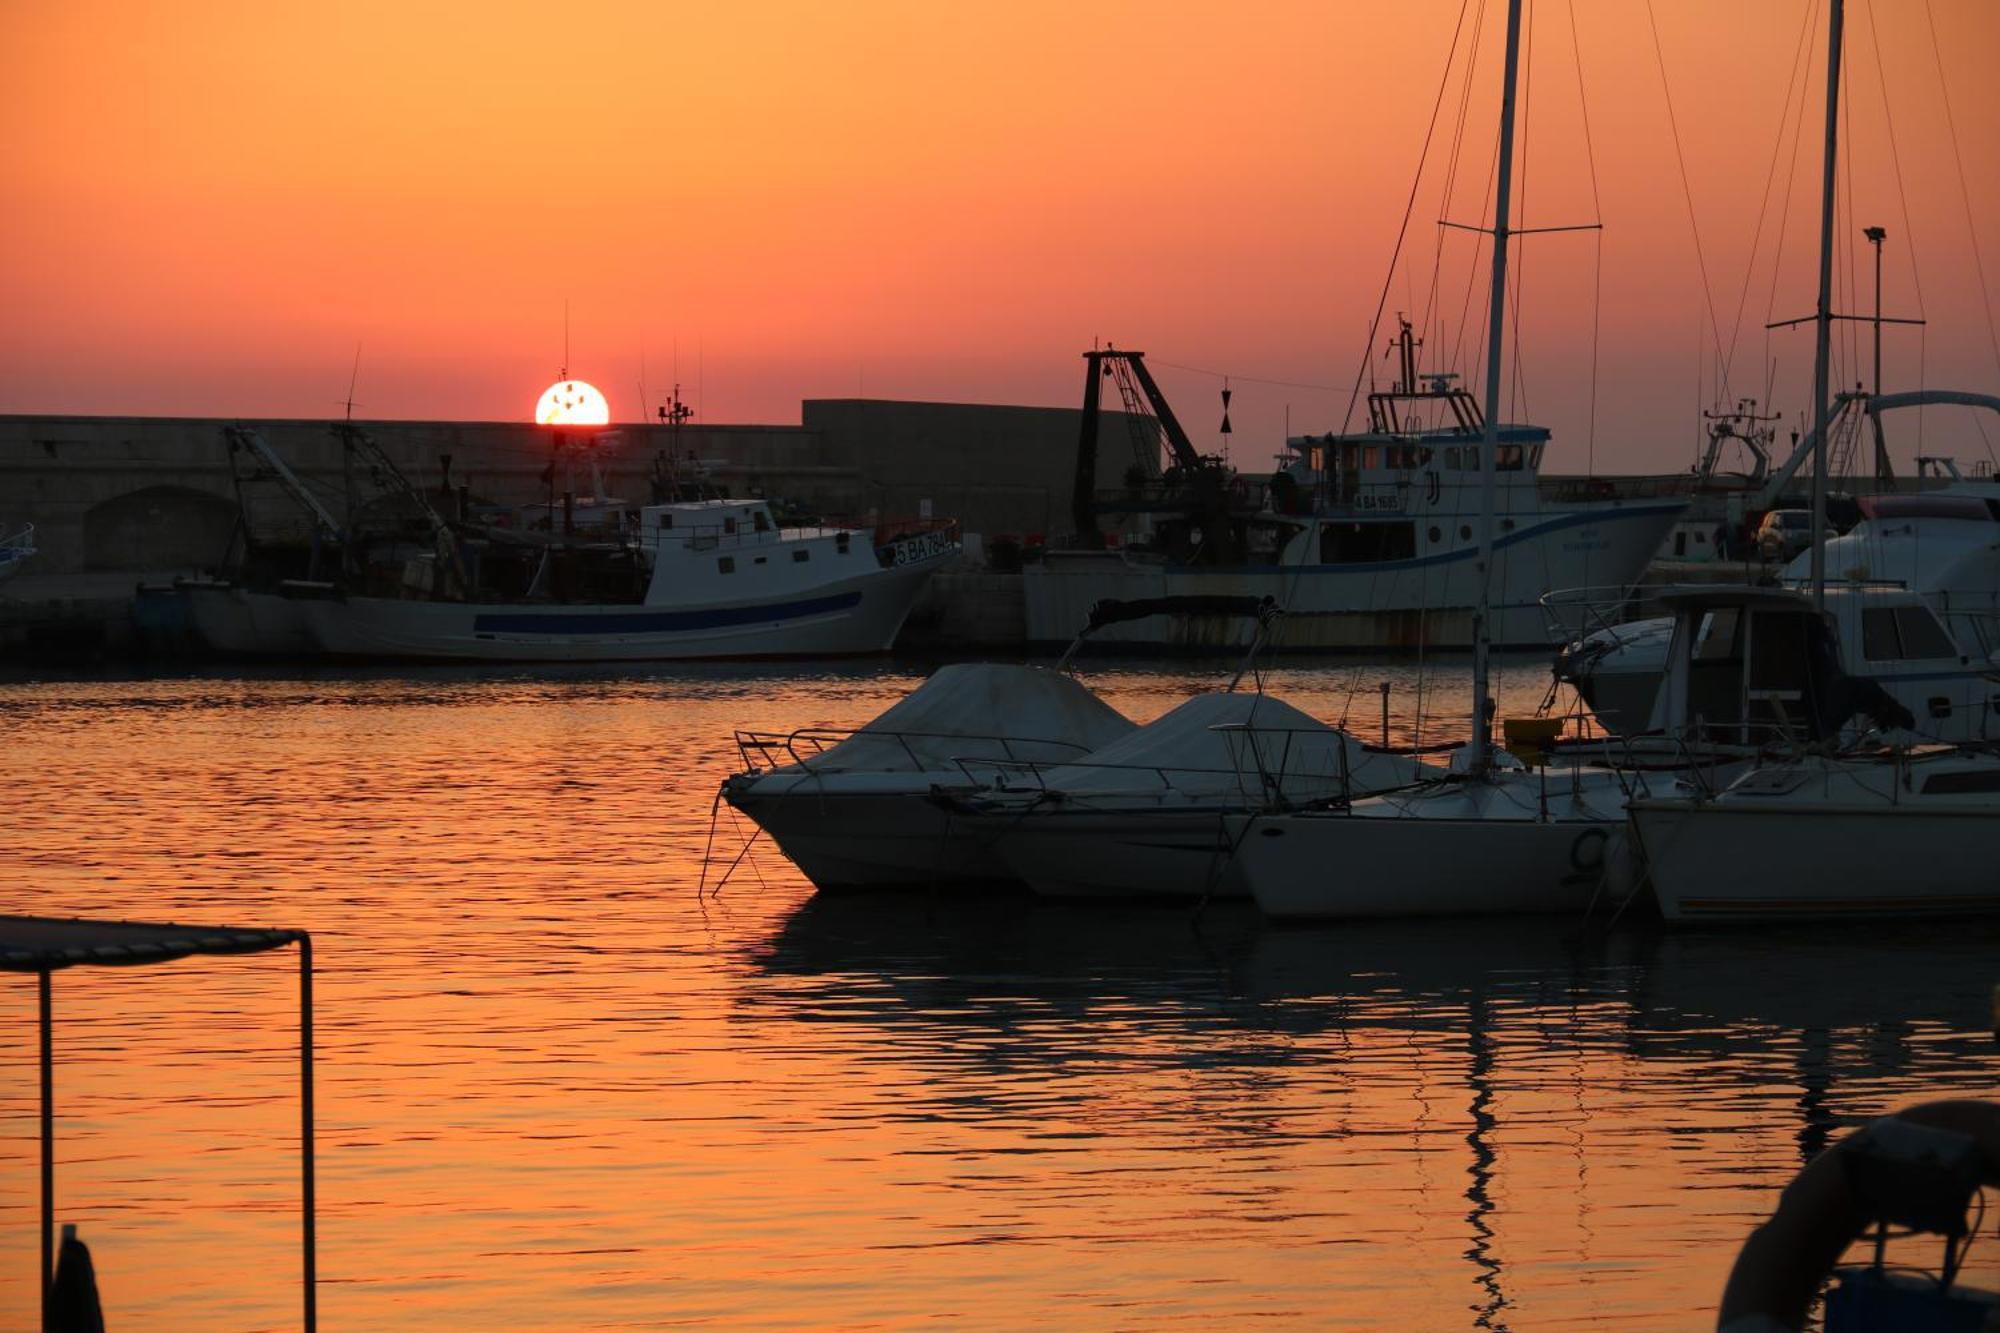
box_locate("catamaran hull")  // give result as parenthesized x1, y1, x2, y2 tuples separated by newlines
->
(723, 786, 1016, 890)
(1237, 813, 1618, 919)
(1024, 503, 1683, 650)
(1632, 802, 2000, 922)
(295, 561, 941, 662)
(979, 807, 1254, 901)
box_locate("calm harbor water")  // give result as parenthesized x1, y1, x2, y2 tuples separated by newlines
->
(2, 657, 1997, 1329)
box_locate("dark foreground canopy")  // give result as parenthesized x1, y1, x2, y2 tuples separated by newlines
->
(0, 914, 304, 972)
(6, 913, 316, 1331)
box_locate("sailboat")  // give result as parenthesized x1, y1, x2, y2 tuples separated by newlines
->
(1625, 0, 2000, 924)
(1227, 0, 1652, 921)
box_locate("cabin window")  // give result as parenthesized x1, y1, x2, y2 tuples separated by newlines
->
(1496, 444, 1525, 471)
(1319, 521, 1416, 563)
(1694, 609, 1741, 661)
(1444, 447, 1462, 470)
(657, 513, 674, 529)
(1530, 445, 1545, 469)
(718, 556, 736, 574)
(792, 548, 809, 563)
(1362, 446, 1380, 469)
(1921, 769, 2000, 794)
(723, 517, 738, 535)
(1897, 606, 1957, 659)
(1863, 606, 1958, 661)
(754, 510, 772, 532)
(836, 532, 851, 554)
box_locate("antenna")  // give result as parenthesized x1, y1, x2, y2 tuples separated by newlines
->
(561, 300, 571, 381)
(342, 343, 362, 420)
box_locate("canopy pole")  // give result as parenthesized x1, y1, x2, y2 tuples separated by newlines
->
(39, 968, 52, 1333)
(300, 935, 316, 1333)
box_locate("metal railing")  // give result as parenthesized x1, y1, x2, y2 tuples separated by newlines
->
(732, 726, 1100, 776)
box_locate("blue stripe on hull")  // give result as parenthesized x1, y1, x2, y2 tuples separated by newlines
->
(473, 591, 863, 636)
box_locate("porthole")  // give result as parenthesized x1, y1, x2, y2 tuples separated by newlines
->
(1428, 525, 1442, 544)
(1459, 525, 1472, 541)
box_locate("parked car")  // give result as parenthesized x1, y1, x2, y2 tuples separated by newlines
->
(1755, 508, 1814, 560)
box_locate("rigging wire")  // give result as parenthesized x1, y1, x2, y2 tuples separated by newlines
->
(1921, 0, 2000, 467)
(1725, 1, 1820, 394)
(1563, 0, 1604, 482)
(1336, 0, 1475, 436)
(1862, 0, 1930, 447)
(1423, 0, 1490, 370)
(1144, 358, 1343, 396)
(1763, 0, 1823, 412)
(1644, 0, 1733, 402)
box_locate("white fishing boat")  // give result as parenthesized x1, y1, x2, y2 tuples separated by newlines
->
(1024, 319, 1685, 652)
(942, 690, 1436, 901)
(0, 523, 36, 584)
(180, 577, 318, 657)
(295, 498, 959, 662)
(1631, 748, 2000, 922)
(720, 661, 1136, 890)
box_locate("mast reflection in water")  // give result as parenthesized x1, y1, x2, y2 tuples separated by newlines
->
(0, 662, 1995, 1328)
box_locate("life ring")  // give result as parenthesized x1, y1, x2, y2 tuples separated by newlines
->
(1717, 1099, 2000, 1331)
(1568, 826, 1608, 874)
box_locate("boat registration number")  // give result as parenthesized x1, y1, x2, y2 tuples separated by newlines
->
(888, 529, 955, 565)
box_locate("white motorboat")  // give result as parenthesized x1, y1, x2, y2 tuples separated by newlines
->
(1555, 415, 2000, 741)
(942, 690, 1437, 901)
(1631, 748, 2000, 922)
(0, 523, 35, 584)
(296, 498, 959, 662)
(720, 661, 1136, 890)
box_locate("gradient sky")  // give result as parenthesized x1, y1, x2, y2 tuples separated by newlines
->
(3, 0, 1998, 474)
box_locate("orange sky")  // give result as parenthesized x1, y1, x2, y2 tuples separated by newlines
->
(3, 0, 1998, 473)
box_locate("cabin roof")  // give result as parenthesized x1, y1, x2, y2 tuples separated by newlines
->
(0, 914, 305, 972)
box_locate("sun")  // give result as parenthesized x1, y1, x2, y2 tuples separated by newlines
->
(535, 379, 610, 426)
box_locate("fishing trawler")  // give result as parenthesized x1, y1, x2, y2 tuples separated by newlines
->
(1023, 321, 1685, 651)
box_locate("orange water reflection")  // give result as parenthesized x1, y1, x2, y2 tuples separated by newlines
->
(1, 661, 1995, 1328)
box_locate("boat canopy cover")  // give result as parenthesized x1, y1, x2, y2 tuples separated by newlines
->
(791, 663, 1136, 774)
(1038, 691, 1432, 801)
(0, 915, 305, 973)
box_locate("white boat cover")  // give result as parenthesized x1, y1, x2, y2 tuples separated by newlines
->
(781, 663, 1135, 775)
(1021, 691, 1433, 804)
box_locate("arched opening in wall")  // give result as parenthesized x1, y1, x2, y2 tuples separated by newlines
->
(82, 486, 240, 572)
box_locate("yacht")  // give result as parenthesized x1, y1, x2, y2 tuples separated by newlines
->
(1555, 433, 2000, 743)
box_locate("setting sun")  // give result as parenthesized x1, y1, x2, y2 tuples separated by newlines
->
(534, 378, 610, 426)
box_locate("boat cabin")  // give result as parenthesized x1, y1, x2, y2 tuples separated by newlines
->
(1651, 586, 1849, 746)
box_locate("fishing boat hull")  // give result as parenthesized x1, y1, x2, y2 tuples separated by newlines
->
(1024, 502, 1684, 650)
(1632, 799, 2000, 922)
(182, 581, 316, 657)
(294, 560, 941, 662)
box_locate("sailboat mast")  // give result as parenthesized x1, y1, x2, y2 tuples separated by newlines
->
(1809, 0, 1843, 610)
(1469, 0, 1525, 773)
